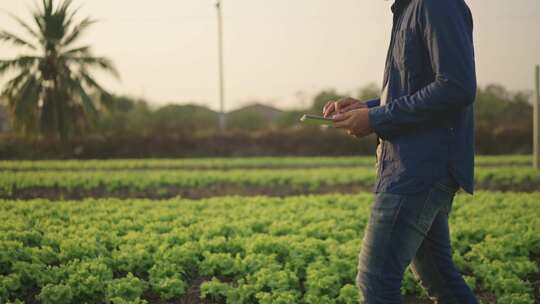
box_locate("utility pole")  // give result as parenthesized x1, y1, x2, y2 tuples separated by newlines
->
(534, 65, 540, 169)
(216, 0, 226, 131)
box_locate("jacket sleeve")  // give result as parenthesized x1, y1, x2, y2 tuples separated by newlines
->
(368, 0, 476, 139)
(365, 98, 380, 108)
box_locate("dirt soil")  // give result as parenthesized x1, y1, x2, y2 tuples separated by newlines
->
(527, 254, 540, 304)
(2, 182, 538, 201)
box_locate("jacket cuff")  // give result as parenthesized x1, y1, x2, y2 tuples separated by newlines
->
(368, 106, 391, 133)
(365, 98, 380, 108)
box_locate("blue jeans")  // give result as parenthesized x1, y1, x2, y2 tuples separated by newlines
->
(356, 173, 478, 303)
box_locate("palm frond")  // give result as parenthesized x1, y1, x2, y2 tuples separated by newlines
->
(43, 0, 53, 17)
(39, 0, 69, 44)
(59, 0, 78, 30)
(58, 0, 75, 15)
(32, 8, 45, 36)
(77, 69, 115, 113)
(1, 70, 33, 99)
(70, 76, 98, 121)
(69, 56, 120, 79)
(52, 0, 69, 29)
(8, 12, 40, 40)
(97, 91, 114, 112)
(13, 75, 41, 121)
(62, 7, 80, 33)
(79, 69, 107, 93)
(0, 57, 40, 75)
(61, 17, 96, 47)
(0, 30, 37, 50)
(61, 45, 92, 56)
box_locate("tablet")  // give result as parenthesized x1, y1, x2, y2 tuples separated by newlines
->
(300, 114, 334, 125)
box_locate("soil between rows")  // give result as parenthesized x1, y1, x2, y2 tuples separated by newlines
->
(528, 254, 540, 304)
(2, 182, 539, 201)
(0, 162, 528, 173)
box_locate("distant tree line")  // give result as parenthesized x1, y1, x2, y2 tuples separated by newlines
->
(87, 83, 380, 135)
(0, 83, 534, 159)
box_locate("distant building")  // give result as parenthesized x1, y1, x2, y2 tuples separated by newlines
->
(227, 103, 284, 130)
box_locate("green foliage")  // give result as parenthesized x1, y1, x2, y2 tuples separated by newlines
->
(475, 84, 532, 131)
(304, 260, 343, 300)
(200, 277, 231, 302)
(39, 284, 73, 304)
(148, 261, 187, 300)
(0, 192, 539, 303)
(337, 284, 360, 304)
(275, 110, 306, 127)
(474, 84, 533, 154)
(91, 83, 390, 134)
(227, 103, 278, 131)
(356, 83, 380, 101)
(95, 96, 152, 135)
(199, 252, 241, 277)
(112, 243, 154, 276)
(106, 273, 146, 304)
(0, 165, 538, 196)
(151, 104, 218, 134)
(311, 89, 343, 113)
(0, 274, 21, 301)
(62, 259, 114, 302)
(309, 83, 379, 114)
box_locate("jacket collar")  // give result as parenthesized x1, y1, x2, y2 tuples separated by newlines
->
(391, 0, 412, 14)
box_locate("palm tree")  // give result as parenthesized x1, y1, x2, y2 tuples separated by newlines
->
(0, 0, 119, 140)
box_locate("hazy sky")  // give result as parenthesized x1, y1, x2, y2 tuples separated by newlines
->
(1, 0, 539, 111)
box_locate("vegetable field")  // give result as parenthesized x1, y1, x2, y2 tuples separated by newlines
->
(0, 156, 539, 304)
(1, 166, 540, 200)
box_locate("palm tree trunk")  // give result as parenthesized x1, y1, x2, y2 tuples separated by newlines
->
(52, 78, 68, 143)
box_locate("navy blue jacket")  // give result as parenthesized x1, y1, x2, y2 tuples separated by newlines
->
(366, 0, 476, 194)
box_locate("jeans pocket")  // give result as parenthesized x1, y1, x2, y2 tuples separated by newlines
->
(370, 193, 404, 225)
(416, 186, 455, 233)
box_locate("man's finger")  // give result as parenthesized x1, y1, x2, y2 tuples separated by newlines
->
(340, 104, 356, 113)
(336, 99, 352, 113)
(324, 107, 335, 118)
(323, 101, 336, 117)
(323, 100, 333, 113)
(332, 111, 352, 122)
(336, 97, 354, 113)
(334, 101, 342, 114)
(334, 119, 351, 129)
(341, 102, 366, 112)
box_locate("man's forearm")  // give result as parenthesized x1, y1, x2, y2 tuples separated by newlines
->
(367, 77, 475, 139)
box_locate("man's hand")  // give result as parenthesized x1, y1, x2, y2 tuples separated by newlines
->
(322, 97, 366, 118)
(333, 108, 373, 138)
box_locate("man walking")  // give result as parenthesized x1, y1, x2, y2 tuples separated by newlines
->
(322, 0, 478, 303)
